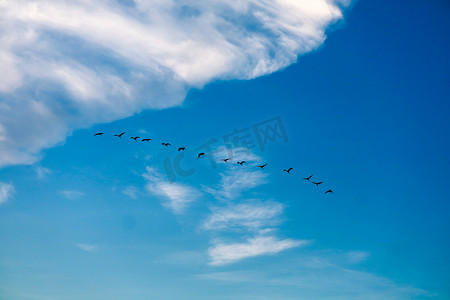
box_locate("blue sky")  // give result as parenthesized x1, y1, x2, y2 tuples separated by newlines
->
(1, 0, 449, 299)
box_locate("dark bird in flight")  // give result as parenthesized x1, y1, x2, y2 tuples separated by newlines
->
(222, 158, 230, 163)
(325, 190, 334, 194)
(178, 147, 186, 151)
(94, 132, 104, 136)
(303, 175, 313, 181)
(141, 138, 151, 142)
(131, 136, 140, 141)
(257, 163, 268, 169)
(114, 132, 125, 138)
(198, 152, 206, 158)
(312, 181, 324, 187)
(162, 142, 171, 146)
(237, 161, 246, 165)
(283, 168, 293, 174)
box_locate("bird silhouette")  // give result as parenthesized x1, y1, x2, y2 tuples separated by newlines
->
(283, 168, 293, 174)
(303, 175, 313, 181)
(89, 129, 342, 196)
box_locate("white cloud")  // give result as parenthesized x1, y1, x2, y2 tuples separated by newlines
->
(196, 267, 429, 300)
(0, 182, 14, 205)
(202, 151, 298, 265)
(346, 250, 370, 264)
(143, 166, 199, 214)
(77, 243, 98, 252)
(0, 0, 350, 167)
(204, 167, 268, 200)
(203, 200, 284, 231)
(212, 146, 262, 164)
(197, 249, 430, 299)
(122, 186, 139, 199)
(35, 166, 51, 179)
(60, 190, 85, 200)
(208, 235, 309, 265)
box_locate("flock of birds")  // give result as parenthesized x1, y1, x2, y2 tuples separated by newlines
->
(94, 132, 334, 195)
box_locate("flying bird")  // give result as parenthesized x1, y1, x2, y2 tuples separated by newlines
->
(283, 168, 293, 174)
(324, 190, 334, 194)
(303, 175, 313, 181)
(162, 142, 171, 146)
(237, 161, 246, 165)
(141, 138, 151, 142)
(114, 132, 125, 138)
(178, 147, 186, 151)
(222, 158, 230, 163)
(94, 132, 104, 136)
(257, 163, 268, 169)
(312, 181, 324, 187)
(131, 136, 140, 141)
(198, 152, 206, 158)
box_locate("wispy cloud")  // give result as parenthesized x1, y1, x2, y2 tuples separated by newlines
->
(77, 243, 99, 252)
(122, 186, 139, 200)
(208, 235, 309, 266)
(35, 166, 51, 179)
(346, 250, 370, 264)
(60, 190, 84, 200)
(197, 251, 430, 299)
(143, 167, 199, 215)
(0, 0, 350, 167)
(196, 269, 429, 300)
(212, 146, 262, 165)
(0, 182, 14, 205)
(203, 200, 284, 231)
(202, 154, 301, 265)
(204, 167, 268, 200)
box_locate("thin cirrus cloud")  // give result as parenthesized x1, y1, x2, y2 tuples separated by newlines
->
(122, 186, 139, 200)
(196, 253, 430, 299)
(346, 250, 370, 264)
(203, 167, 268, 200)
(77, 243, 99, 252)
(143, 166, 199, 215)
(0, 0, 350, 167)
(0, 182, 15, 205)
(203, 200, 284, 231)
(208, 235, 310, 266)
(60, 190, 85, 200)
(201, 159, 306, 265)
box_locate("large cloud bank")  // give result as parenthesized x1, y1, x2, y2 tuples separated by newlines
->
(0, 0, 349, 167)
